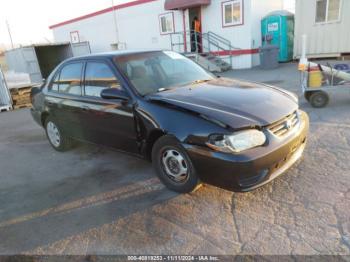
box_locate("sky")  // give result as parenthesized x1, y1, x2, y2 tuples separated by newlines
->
(0, 0, 130, 49)
(0, 0, 295, 50)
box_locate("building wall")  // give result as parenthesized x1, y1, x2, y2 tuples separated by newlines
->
(52, 0, 183, 53)
(294, 0, 350, 58)
(200, 0, 253, 68)
(250, 0, 284, 66)
(51, 0, 284, 68)
(53, 12, 118, 53)
(117, 1, 183, 50)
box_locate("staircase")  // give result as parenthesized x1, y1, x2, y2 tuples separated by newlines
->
(185, 52, 232, 73)
(170, 31, 241, 72)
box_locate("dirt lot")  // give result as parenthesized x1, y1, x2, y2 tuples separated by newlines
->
(0, 63, 349, 255)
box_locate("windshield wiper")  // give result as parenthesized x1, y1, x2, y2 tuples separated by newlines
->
(156, 79, 212, 93)
(157, 87, 171, 93)
(188, 79, 212, 85)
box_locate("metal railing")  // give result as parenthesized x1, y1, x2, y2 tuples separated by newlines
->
(170, 30, 241, 68)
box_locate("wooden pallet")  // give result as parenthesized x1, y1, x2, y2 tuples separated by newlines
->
(10, 86, 32, 96)
(13, 103, 32, 110)
(10, 86, 33, 110)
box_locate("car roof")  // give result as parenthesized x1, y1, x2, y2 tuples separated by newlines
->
(66, 49, 166, 62)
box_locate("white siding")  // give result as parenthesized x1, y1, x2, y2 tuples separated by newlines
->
(52, 0, 183, 53)
(51, 0, 285, 68)
(201, 0, 253, 68)
(117, 1, 182, 50)
(294, 0, 350, 58)
(53, 13, 119, 53)
(201, 0, 252, 50)
(250, 0, 284, 66)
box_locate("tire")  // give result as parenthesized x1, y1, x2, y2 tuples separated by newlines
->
(45, 116, 73, 152)
(152, 135, 200, 193)
(304, 91, 314, 102)
(309, 91, 329, 108)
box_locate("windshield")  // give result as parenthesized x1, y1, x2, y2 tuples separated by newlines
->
(114, 51, 214, 96)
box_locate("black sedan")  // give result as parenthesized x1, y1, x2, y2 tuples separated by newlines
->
(31, 50, 309, 193)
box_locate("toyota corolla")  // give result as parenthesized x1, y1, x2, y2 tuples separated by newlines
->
(31, 50, 309, 193)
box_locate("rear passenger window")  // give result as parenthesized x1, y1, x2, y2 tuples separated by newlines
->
(84, 62, 121, 97)
(58, 63, 83, 95)
(50, 73, 60, 92)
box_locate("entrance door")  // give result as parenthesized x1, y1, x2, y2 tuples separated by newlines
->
(188, 7, 202, 53)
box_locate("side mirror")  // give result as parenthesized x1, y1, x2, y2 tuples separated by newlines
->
(101, 88, 129, 101)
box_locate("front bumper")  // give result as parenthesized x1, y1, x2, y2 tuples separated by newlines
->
(184, 111, 309, 192)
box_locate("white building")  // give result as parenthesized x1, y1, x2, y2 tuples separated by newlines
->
(50, 0, 284, 69)
(294, 0, 350, 58)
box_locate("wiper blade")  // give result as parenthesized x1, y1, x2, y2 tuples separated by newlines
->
(157, 87, 171, 93)
(188, 79, 212, 85)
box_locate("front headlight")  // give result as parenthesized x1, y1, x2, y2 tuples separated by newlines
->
(206, 130, 267, 153)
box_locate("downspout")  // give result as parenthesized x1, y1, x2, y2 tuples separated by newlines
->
(111, 0, 119, 46)
(183, 10, 187, 53)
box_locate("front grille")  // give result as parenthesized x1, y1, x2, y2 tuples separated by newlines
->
(268, 111, 299, 137)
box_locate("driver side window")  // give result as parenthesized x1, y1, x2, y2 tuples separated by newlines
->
(84, 62, 121, 98)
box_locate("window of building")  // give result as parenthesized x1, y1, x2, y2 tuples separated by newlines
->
(222, 0, 243, 27)
(316, 0, 341, 23)
(159, 13, 175, 34)
(57, 63, 83, 95)
(84, 62, 121, 98)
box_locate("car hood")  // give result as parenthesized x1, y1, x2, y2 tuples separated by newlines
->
(147, 78, 298, 129)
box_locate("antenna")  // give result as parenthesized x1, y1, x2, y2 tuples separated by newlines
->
(6, 20, 14, 49)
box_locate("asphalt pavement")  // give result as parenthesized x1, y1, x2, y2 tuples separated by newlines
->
(0, 62, 349, 255)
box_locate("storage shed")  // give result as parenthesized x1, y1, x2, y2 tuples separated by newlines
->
(5, 42, 91, 83)
(294, 0, 350, 58)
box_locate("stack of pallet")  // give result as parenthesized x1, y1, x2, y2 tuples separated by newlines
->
(10, 86, 32, 110)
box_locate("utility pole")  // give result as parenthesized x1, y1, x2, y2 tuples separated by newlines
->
(111, 0, 119, 47)
(6, 20, 14, 49)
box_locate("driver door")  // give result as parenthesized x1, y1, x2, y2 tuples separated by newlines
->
(79, 60, 138, 153)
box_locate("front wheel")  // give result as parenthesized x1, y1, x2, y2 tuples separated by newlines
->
(45, 117, 73, 152)
(152, 136, 200, 193)
(309, 91, 329, 108)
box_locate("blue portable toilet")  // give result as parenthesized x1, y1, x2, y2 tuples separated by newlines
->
(261, 10, 294, 62)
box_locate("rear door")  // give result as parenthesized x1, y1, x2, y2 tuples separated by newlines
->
(79, 60, 138, 153)
(46, 62, 86, 139)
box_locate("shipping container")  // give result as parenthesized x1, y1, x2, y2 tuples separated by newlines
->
(5, 42, 91, 84)
(294, 0, 350, 58)
(0, 66, 12, 112)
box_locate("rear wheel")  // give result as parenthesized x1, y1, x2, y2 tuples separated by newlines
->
(45, 117, 73, 152)
(309, 91, 329, 108)
(152, 136, 200, 193)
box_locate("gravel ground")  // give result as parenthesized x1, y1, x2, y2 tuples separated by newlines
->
(0, 62, 349, 255)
